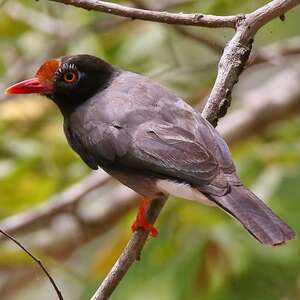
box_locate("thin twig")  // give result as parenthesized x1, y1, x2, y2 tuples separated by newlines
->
(0, 228, 63, 300)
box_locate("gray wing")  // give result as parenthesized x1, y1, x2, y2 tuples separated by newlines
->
(120, 117, 236, 196)
(71, 113, 237, 196)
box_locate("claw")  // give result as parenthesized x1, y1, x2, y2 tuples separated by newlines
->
(131, 198, 158, 237)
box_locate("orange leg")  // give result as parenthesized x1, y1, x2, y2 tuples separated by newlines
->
(131, 198, 158, 237)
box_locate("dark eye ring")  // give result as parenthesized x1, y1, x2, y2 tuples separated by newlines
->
(63, 71, 77, 83)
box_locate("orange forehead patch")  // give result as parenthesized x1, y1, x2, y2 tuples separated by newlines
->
(36, 59, 61, 81)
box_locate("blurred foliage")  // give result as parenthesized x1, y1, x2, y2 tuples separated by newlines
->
(0, 0, 300, 300)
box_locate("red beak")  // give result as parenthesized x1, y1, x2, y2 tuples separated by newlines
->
(5, 78, 52, 95)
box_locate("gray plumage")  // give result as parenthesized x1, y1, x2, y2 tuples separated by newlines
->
(56, 55, 295, 246)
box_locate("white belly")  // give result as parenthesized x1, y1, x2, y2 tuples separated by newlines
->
(156, 179, 215, 206)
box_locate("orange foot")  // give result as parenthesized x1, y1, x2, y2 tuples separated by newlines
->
(131, 198, 158, 237)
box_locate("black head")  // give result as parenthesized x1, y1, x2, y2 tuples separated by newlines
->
(51, 55, 116, 108)
(6, 54, 118, 114)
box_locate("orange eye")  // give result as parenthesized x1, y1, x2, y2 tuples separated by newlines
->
(63, 71, 77, 83)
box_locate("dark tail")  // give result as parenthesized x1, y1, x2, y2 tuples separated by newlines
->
(207, 185, 295, 246)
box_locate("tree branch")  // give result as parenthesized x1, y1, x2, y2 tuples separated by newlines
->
(49, 0, 239, 28)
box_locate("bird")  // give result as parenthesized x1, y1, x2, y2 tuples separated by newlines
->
(5, 54, 295, 246)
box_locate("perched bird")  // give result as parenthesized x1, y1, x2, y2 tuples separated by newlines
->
(5, 54, 295, 245)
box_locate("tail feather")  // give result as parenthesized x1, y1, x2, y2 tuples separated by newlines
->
(206, 185, 295, 246)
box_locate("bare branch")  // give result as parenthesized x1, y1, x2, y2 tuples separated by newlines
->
(49, 0, 239, 28)
(0, 228, 63, 300)
(246, 0, 300, 35)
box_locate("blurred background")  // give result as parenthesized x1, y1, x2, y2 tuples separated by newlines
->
(0, 0, 300, 299)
